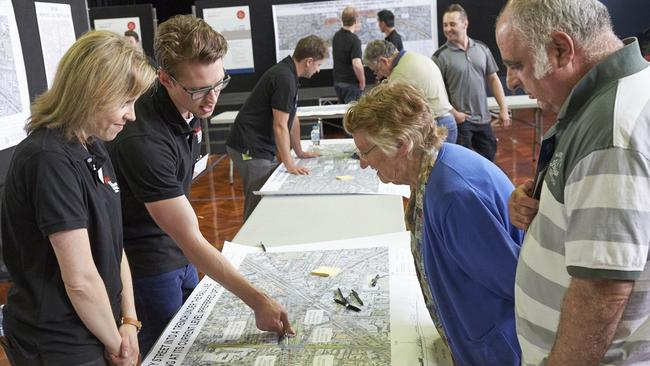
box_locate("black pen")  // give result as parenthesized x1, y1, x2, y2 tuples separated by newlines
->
(370, 274, 380, 287)
(259, 241, 267, 252)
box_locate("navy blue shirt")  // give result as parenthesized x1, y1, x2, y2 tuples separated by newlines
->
(227, 56, 299, 160)
(385, 29, 404, 51)
(2, 128, 123, 364)
(332, 28, 362, 84)
(108, 84, 202, 277)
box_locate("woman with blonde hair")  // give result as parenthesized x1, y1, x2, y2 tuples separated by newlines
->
(344, 81, 523, 365)
(1, 30, 155, 365)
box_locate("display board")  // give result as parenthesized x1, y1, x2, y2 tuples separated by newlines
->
(0, 0, 89, 280)
(272, 0, 437, 69)
(0, 0, 88, 188)
(88, 4, 156, 59)
(34, 2, 77, 88)
(196, 3, 255, 74)
(0, 0, 30, 152)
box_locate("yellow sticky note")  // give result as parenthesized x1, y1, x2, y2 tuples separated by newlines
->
(336, 175, 354, 181)
(310, 266, 342, 277)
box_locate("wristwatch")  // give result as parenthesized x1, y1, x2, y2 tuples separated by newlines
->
(120, 316, 142, 333)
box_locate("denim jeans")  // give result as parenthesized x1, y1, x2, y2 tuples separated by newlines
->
(436, 114, 458, 144)
(133, 264, 199, 356)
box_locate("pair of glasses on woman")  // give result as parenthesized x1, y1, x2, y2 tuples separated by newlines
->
(355, 144, 377, 159)
(168, 72, 231, 100)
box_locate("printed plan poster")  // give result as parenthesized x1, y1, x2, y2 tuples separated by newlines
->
(142, 232, 453, 365)
(93, 16, 142, 40)
(0, 0, 30, 150)
(35, 2, 76, 87)
(272, 0, 437, 69)
(203, 6, 254, 74)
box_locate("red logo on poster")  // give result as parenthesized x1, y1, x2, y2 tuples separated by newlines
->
(236, 10, 246, 20)
(127, 21, 136, 30)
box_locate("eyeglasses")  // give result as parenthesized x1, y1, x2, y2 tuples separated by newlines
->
(356, 144, 377, 159)
(168, 72, 231, 101)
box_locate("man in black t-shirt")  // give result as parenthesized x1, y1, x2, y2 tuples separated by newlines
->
(332, 6, 366, 103)
(108, 15, 294, 356)
(227, 35, 329, 220)
(377, 9, 404, 51)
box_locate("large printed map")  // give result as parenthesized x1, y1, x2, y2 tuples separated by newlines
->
(184, 247, 390, 365)
(272, 0, 437, 68)
(143, 232, 453, 366)
(258, 141, 410, 197)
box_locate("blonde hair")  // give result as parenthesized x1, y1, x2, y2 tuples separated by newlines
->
(341, 6, 358, 27)
(27, 30, 156, 143)
(155, 15, 227, 77)
(344, 81, 447, 157)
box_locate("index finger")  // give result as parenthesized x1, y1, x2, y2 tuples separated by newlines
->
(280, 310, 296, 336)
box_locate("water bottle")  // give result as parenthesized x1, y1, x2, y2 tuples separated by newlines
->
(311, 125, 320, 146)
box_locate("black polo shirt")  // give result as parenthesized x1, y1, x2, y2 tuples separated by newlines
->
(332, 28, 362, 84)
(385, 29, 404, 51)
(108, 84, 202, 277)
(2, 128, 123, 364)
(226, 56, 299, 160)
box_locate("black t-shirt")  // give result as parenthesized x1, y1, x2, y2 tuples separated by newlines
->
(332, 28, 362, 84)
(385, 29, 404, 51)
(108, 84, 202, 276)
(2, 128, 123, 364)
(226, 56, 299, 160)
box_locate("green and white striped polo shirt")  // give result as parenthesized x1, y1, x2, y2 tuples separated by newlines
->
(516, 39, 650, 365)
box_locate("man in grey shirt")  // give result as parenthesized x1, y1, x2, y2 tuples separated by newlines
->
(433, 3, 509, 161)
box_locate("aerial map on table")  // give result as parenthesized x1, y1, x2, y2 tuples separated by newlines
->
(258, 141, 410, 197)
(143, 232, 452, 366)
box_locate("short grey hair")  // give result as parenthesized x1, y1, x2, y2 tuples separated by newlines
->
(498, 0, 622, 79)
(363, 40, 397, 68)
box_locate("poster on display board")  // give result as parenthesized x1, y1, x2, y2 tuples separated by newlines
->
(202, 6, 254, 74)
(0, 0, 31, 150)
(34, 2, 76, 87)
(272, 0, 437, 69)
(93, 16, 142, 42)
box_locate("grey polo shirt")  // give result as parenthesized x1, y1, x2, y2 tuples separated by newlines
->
(432, 38, 498, 124)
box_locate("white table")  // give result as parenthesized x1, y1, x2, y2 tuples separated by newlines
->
(210, 110, 238, 125)
(234, 194, 406, 248)
(488, 95, 542, 159)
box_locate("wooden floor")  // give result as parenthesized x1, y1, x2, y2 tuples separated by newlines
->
(0, 108, 552, 364)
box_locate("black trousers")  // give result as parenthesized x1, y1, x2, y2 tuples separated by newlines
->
(334, 82, 362, 104)
(457, 121, 497, 161)
(0, 336, 107, 366)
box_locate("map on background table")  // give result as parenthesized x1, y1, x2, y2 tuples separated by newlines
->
(272, 0, 437, 69)
(142, 232, 453, 366)
(258, 141, 410, 197)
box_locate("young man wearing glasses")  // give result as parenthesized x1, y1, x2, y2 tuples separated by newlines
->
(227, 35, 329, 220)
(108, 15, 294, 356)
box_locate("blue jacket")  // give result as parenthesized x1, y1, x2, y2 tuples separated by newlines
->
(422, 143, 523, 365)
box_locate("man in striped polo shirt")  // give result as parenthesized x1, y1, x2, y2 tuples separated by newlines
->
(497, 0, 650, 364)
